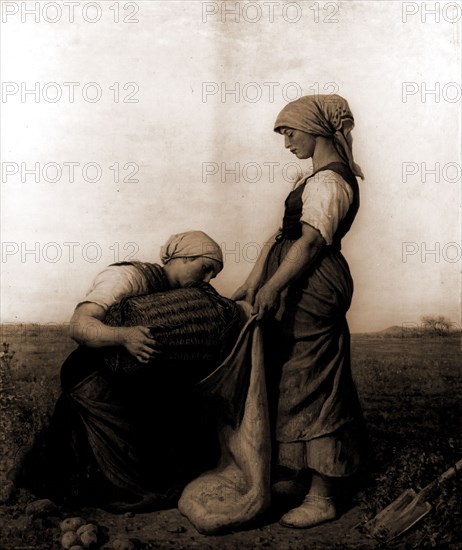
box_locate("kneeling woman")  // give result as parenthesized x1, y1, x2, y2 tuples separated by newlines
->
(18, 231, 232, 510)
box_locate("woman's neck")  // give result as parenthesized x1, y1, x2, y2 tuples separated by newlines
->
(312, 136, 345, 172)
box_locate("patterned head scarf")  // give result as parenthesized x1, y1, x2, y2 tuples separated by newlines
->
(274, 94, 364, 179)
(160, 230, 223, 268)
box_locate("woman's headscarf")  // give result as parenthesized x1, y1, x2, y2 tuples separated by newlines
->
(274, 94, 364, 179)
(160, 230, 223, 267)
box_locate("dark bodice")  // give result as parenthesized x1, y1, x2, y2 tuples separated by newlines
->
(278, 162, 360, 249)
(111, 261, 171, 293)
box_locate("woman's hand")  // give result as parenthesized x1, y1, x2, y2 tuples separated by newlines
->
(231, 231, 279, 304)
(252, 284, 281, 320)
(71, 304, 162, 363)
(119, 326, 162, 364)
(231, 284, 258, 304)
(250, 225, 324, 319)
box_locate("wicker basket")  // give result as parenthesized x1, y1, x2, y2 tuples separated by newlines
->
(103, 284, 240, 375)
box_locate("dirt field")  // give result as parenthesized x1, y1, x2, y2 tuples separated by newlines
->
(1, 325, 461, 549)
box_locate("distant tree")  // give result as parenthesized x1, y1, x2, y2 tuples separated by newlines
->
(421, 315, 452, 336)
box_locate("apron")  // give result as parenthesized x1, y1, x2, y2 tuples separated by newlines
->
(262, 163, 365, 476)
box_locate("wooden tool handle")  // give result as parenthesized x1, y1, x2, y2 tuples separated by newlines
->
(418, 458, 462, 501)
(439, 458, 462, 483)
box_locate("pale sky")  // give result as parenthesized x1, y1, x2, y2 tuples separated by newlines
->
(1, 0, 461, 332)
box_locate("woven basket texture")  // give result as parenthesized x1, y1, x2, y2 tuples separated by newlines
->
(103, 285, 240, 374)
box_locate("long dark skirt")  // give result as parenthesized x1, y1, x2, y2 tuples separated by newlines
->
(262, 240, 367, 477)
(16, 347, 220, 510)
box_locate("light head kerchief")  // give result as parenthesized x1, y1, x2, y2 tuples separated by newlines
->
(160, 230, 223, 270)
(274, 94, 364, 179)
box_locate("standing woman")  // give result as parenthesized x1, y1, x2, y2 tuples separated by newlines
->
(233, 95, 366, 528)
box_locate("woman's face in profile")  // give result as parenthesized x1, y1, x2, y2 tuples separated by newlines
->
(174, 257, 222, 287)
(281, 128, 316, 159)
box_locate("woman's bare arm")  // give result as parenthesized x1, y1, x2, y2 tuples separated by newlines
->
(231, 230, 279, 304)
(252, 224, 325, 319)
(70, 302, 160, 364)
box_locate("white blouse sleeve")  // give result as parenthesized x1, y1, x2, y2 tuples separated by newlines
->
(300, 170, 353, 245)
(77, 265, 150, 311)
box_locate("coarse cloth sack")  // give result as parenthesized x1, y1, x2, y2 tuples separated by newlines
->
(103, 285, 240, 375)
(178, 304, 271, 534)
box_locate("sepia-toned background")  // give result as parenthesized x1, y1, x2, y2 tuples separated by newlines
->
(1, 0, 461, 332)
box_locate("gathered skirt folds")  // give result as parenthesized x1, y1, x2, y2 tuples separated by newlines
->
(262, 239, 366, 477)
(17, 347, 220, 509)
(17, 310, 273, 534)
